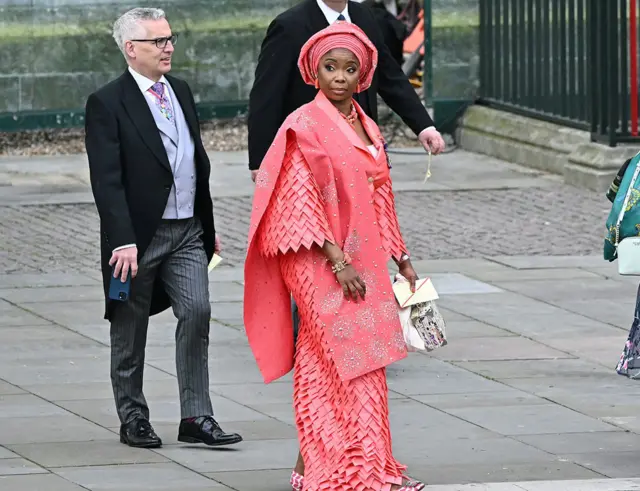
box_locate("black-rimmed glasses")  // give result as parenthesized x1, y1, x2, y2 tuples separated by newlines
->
(130, 34, 178, 49)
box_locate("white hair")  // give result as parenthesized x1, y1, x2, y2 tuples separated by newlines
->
(113, 8, 166, 56)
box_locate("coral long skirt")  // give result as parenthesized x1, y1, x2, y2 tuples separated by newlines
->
(280, 250, 406, 491)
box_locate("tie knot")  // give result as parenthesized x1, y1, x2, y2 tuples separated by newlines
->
(337, 14, 346, 21)
(151, 82, 164, 97)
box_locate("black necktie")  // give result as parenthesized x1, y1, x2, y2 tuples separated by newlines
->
(337, 14, 346, 21)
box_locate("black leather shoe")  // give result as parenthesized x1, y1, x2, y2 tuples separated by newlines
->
(178, 416, 243, 446)
(119, 418, 162, 448)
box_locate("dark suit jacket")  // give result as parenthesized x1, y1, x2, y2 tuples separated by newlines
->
(84, 70, 215, 320)
(247, 0, 434, 170)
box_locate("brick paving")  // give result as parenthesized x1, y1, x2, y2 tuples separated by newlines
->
(0, 184, 607, 274)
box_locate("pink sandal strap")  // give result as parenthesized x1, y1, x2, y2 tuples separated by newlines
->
(290, 470, 304, 491)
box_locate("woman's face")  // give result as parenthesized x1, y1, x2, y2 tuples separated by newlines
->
(317, 48, 361, 103)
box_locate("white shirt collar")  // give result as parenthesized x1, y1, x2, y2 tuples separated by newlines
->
(128, 66, 168, 93)
(316, 0, 351, 24)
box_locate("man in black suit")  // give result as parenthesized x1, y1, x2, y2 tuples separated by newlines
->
(85, 7, 242, 449)
(247, 0, 445, 179)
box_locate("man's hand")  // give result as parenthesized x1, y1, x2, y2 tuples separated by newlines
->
(418, 127, 446, 155)
(251, 170, 259, 183)
(215, 235, 222, 254)
(109, 246, 138, 282)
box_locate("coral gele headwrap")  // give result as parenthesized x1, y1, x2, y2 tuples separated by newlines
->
(298, 21, 378, 93)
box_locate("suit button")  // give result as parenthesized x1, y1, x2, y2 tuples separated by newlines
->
(164, 184, 171, 190)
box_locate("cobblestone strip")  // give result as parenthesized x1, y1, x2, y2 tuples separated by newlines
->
(0, 185, 609, 274)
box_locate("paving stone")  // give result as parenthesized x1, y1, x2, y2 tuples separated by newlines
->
(0, 447, 18, 459)
(465, 268, 603, 283)
(0, 299, 51, 327)
(155, 439, 299, 472)
(444, 321, 517, 340)
(0, 458, 49, 475)
(428, 273, 503, 295)
(516, 432, 640, 455)
(0, 394, 72, 418)
(7, 441, 169, 468)
(431, 336, 573, 362)
(57, 395, 268, 428)
(413, 390, 547, 411)
(0, 273, 100, 289)
(0, 415, 113, 444)
(24, 379, 178, 402)
(493, 278, 631, 303)
(514, 478, 640, 491)
(542, 336, 627, 367)
(205, 469, 295, 491)
(0, 380, 25, 395)
(209, 281, 244, 303)
(55, 462, 228, 489)
(490, 256, 604, 270)
(387, 360, 506, 396)
(455, 359, 611, 380)
(444, 404, 620, 436)
(563, 451, 640, 478)
(16, 300, 107, 327)
(245, 402, 296, 426)
(0, 285, 105, 303)
(539, 391, 640, 419)
(424, 479, 640, 491)
(389, 399, 497, 443)
(408, 461, 603, 486)
(0, 356, 172, 387)
(0, 474, 87, 491)
(0, 326, 108, 359)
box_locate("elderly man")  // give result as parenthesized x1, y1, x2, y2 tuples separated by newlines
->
(84, 7, 242, 449)
(247, 0, 445, 180)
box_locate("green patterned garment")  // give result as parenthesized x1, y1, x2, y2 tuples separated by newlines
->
(605, 152, 640, 261)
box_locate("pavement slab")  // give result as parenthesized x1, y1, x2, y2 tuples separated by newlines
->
(1, 148, 640, 490)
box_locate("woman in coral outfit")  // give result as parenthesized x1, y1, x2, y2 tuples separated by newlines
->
(244, 21, 423, 491)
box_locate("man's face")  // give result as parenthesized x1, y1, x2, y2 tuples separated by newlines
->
(125, 18, 175, 80)
(322, 0, 349, 11)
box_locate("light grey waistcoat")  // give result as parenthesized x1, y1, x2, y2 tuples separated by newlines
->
(146, 81, 197, 219)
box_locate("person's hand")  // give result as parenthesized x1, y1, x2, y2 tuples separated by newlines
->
(109, 246, 138, 282)
(215, 235, 222, 254)
(398, 260, 418, 293)
(251, 170, 259, 182)
(418, 127, 446, 155)
(336, 265, 366, 301)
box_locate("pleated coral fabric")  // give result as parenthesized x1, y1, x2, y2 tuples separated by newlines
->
(244, 91, 412, 489)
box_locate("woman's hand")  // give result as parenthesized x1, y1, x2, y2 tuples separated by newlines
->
(398, 260, 419, 293)
(336, 265, 366, 301)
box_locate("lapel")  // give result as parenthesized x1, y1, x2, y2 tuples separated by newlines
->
(163, 80, 186, 170)
(348, 2, 377, 111)
(166, 75, 200, 145)
(166, 74, 207, 168)
(305, 0, 330, 36)
(120, 70, 172, 172)
(315, 91, 376, 161)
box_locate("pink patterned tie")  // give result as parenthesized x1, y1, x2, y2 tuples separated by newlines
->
(149, 82, 175, 124)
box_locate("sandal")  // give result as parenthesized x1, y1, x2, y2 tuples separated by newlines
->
(290, 470, 304, 491)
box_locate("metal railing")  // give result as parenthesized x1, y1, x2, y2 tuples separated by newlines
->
(478, 0, 640, 147)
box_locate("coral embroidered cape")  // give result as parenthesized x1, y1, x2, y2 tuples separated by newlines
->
(244, 91, 408, 383)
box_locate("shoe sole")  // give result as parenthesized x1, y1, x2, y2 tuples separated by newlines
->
(120, 435, 163, 449)
(177, 435, 243, 446)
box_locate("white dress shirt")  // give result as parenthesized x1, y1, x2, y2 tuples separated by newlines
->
(316, 0, 351, 23)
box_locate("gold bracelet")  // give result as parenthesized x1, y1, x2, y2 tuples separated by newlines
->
(331, 253, 352, 274)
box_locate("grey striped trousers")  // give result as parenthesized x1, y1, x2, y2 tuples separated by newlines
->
(109, 217, 213, 424)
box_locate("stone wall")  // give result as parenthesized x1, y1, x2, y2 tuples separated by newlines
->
(0, 0, 479, 114)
